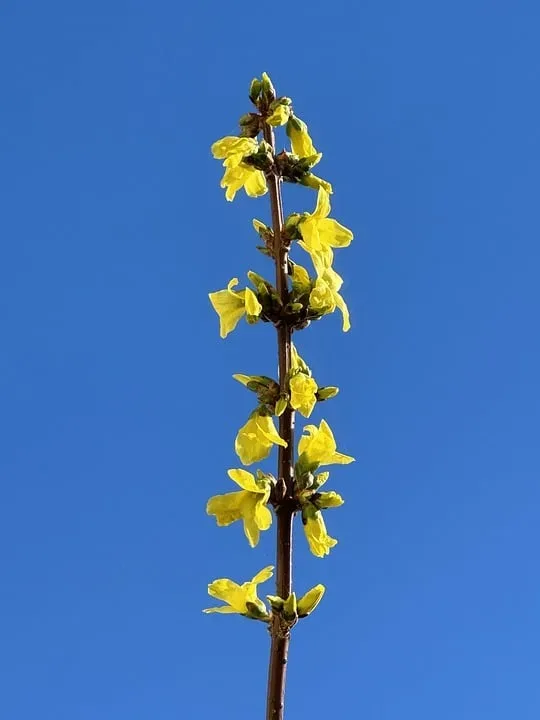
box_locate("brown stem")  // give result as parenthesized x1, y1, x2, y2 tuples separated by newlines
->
(263, 122, 295, 720)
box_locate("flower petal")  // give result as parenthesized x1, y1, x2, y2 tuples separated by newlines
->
(227, 468, 259, 492)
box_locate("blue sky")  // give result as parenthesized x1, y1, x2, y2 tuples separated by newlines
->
(1, 1, 539, 718)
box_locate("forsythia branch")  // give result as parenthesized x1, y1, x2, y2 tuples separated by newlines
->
(206, 72, 355, 720)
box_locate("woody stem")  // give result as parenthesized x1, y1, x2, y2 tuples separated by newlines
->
(263, 121, 295, 720)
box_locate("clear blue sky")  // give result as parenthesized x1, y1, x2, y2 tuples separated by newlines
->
(1, 1, 539, 718)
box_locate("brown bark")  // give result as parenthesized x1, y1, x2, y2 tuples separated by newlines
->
(263, 122, 295, 720)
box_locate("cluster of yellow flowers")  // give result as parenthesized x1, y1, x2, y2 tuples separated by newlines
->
(205, 73, 355, 621)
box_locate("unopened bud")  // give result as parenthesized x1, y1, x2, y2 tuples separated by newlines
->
(297, 584, 325, 618)
(316, 386, 340, 401)
(283, 592, 297, 621)
(249, 78, 262, 104)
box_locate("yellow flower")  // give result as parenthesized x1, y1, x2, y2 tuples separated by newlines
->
(290, 374, 318, 417)
(235, 413, 287, 465)
(305, 250, 351, 332)
(211, 135, 268, 201)
(302, 504, 337, 558)
(309, 277, 336, 314)
(204, 565, 273, 619)
(206, 469, 273, 547)
(212, 136, 258, 160)
(298, 187, 353, 260)
(298, 419, 354, 468)
(286, 116, 317, 157)
(288, 345, 317, 417)
(209, 278, 262, 338)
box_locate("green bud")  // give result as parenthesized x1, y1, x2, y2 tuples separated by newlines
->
(284, 213, 303, 238)
(275, 395, 288, 417)
(286, 302, 304, 314)
(269, 96, 292, 108)
(266, 594, 284, 611)
(238, 112, 260, 138)
(316, 386, 340, 401)
(253, 219, 273, 240)
(297, 584, 325, 618)
(249, 78, 262, 104)
(261, 72, 276, 102)
(282, 592, 297, 621)
(245, 601, 270, 621)
(247, 270, 268, 288)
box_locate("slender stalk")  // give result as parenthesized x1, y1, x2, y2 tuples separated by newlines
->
(263, 123, 296, 720)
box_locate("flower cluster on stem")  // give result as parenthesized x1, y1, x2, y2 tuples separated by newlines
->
(206, 72, 355, 720)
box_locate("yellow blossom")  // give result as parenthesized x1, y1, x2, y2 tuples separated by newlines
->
(286, 116, 317, 157)
(204, 566, 273, 619)
(298, 419, 354, 468)
(290, 373, 318, 417)
(211, 135, 267, 201)
(309, 277, 336, 315)
(209, 278, 262, 338)
(302, 505, 337, 557)
(235, 413, 287, 465)
(305, 249, 350, 332)
(289, 346, 317, 417)
(298, 187, 353, 260)
(206, 469, 273, 547)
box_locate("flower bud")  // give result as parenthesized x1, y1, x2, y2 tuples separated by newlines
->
(266, 594, 284, 611)
(249, 78, 262, 104)
(261, 72, 276, 102)
(297, 584, 325, 618)
(316, 386, 340, 401)
(282, 592, 298, 621)
(238, 112, 260, 138)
